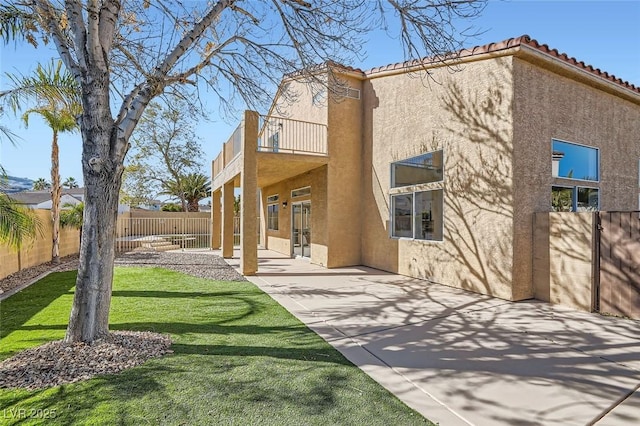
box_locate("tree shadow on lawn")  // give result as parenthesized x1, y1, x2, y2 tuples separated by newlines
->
(0, 271, 77, 340)
(0, 355, 405, 425)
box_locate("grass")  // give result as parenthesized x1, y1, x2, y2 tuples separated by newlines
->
(0, 267, 432, 425)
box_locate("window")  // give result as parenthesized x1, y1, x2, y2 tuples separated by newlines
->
(267, 195, 279, 231)
(391, 150, 443, 188)
(577, 187, 599, 212)
(551, 186, 599, 212)
(552, 139, 599, 181)
(391, 190, 444, 241)
(291, 186, 311, 198)
(551, 186, 574, 212)
(392, 194, 413, 238)
(414, 190, 444, 240)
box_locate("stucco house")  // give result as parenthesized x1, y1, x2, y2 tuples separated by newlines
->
(210, 35, 640, 303)
(10, 188, 84, 210)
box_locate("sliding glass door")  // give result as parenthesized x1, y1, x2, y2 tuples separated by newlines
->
(292, 202, 311, 258)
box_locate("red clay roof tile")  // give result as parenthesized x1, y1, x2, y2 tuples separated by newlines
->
(364, 35, 639, 95)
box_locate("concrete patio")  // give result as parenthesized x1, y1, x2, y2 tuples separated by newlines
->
(217, 248, 640, 425)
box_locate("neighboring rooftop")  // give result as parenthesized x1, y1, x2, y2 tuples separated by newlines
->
(9, 189, 83, 205)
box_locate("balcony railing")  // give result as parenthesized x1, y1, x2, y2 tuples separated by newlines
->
(258, 115, 327, 155)
(212, 114, 328, 179)
(213, 123, 242, 177)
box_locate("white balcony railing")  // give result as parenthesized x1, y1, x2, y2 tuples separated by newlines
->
(258, 115, 327, 155)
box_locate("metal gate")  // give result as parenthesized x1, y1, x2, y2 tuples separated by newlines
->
(116, 216, 211, 253)
(597, 211, 640, 319)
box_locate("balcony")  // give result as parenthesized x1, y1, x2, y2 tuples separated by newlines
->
(212, 112, 329, 189)
(257, 115, 327, 155)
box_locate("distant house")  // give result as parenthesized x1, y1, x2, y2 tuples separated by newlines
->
(138, 200, 162, 211)
(9, 189, 83, 210)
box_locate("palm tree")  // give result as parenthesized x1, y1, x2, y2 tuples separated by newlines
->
(32, 177, 50, 190)
(60, 202, 84, 229)
(63, 176, 79, 189)
(161, 172, 211, 212)
(182, 173, 211, 212)
(1, 60, 81, 263)
(0, 168, 40, 250)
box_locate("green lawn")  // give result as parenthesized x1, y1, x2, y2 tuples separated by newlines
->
(0, 267, 432, 425)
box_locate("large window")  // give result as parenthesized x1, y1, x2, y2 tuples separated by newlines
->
(552, 139, 599, 181)
(267, 194, 279, 231)
(551, 139, 600, 211)
(391, 190, 444, 241)
(391, 150, 443, 188)
(551, 186, 599, 212)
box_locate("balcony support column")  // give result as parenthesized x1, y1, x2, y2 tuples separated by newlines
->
(210, 189, 221, 249)
(222, 180, 235, 258)
(240, 110, 259, 275)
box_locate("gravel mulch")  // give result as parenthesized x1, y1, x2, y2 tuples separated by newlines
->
(115, 250, 247, 282)
(0, 254, 79, 296)
(0, 331, 172, 390)
(0, 250, 245, 391)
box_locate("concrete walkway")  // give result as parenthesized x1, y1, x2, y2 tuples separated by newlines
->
(219, 249, 640, 426)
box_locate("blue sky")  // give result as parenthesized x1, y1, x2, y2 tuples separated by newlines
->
(1, 0, 639, 186)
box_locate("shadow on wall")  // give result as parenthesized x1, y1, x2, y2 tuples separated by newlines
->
(407, 71, 514, 298)
(534, 212, 596, 312)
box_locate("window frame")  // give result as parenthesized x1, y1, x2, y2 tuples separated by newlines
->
(551, 138, 600, 183)
(390, 189, 444, 242)
(266, 194, 279, 231)
(291, 186, 311, 198)
(551, 185, 600, 212)
(391, 149, 444, 189)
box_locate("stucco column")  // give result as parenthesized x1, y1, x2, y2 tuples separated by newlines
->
(221, 180, 235, 258)
(211, 189, 221, 249)
(240, 110, 259, 275)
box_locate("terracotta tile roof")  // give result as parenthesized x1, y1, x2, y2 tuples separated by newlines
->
(365, 35, 639, 95)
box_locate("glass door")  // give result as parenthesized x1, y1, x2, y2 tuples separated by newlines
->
(292, 202, 311, 258)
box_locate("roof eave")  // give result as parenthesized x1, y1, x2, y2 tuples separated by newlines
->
(515, 44, 640, 105)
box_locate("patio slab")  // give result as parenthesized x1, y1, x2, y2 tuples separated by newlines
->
(221, 249, 640, 425)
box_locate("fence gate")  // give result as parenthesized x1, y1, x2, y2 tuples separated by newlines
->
(597, 211, 640, 319)
(116, 216, 211, 253)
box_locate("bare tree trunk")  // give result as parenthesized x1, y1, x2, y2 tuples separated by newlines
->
(64, 70, 125, 343)
(51, 130, 61, 264)
(64, 168, 121, 343)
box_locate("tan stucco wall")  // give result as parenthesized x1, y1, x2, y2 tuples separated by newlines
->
(512, 57, 640, 301)
(272, 78, 328, 125)
(533, 212, 595, 312)
(362, 57, 517, 300)
(325, 75, 363, 267)
(0, 209, 80, 280)
(261, 166, 328, 266)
